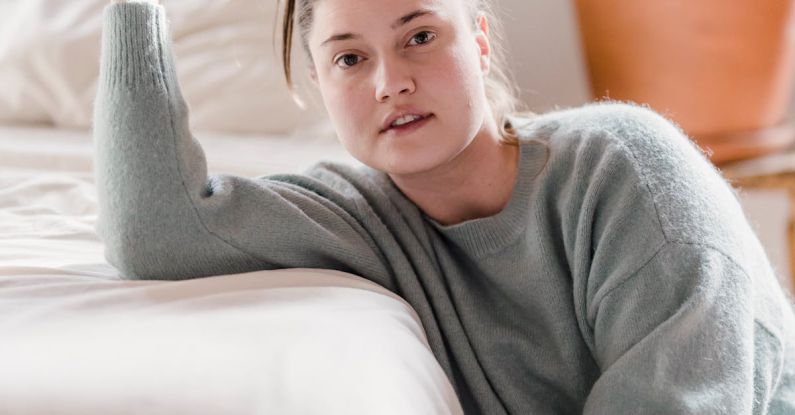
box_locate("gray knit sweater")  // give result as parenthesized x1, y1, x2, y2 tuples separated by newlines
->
(93, 3, 795, 414)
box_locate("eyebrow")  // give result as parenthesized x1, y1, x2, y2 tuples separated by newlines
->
(320, 9, 436, 48)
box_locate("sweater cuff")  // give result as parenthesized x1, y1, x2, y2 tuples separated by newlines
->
(99, 2, 168, 90)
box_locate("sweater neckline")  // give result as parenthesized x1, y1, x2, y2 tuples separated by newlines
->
(420, 135, 548, 258)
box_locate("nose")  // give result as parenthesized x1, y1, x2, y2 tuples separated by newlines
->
(374, 56, 415, 102)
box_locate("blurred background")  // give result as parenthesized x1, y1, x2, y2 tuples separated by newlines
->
(495, 0, 591, 112)
(0, 0, 793, 294)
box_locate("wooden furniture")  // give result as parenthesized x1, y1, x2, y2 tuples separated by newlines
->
(574, 0, 795, 164)
(693, 118, 795, 165)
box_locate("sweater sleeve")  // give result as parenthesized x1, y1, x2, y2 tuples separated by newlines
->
(565, 103, 794, 413)
(583, 242, 785, 414)
(92, 3, 389, 283)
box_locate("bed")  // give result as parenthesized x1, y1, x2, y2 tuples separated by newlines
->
(4, 0, 795, 412)
(0, 0, 465, 412)
(0, 124, 464, 414)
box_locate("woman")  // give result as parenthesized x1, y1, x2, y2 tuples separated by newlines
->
(96, 0, 795, 413)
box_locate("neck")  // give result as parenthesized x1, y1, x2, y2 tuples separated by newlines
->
(388, 123, 520, 227)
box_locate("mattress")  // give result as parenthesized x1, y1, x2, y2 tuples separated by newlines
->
(0, 124, 464, 414)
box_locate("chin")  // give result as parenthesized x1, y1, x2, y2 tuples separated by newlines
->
(381, 162, 433, 176)
(377, 145, 461, 177)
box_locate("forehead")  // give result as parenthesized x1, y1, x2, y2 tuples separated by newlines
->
(311, 0, 461, 30)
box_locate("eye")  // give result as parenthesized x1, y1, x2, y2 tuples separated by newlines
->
(407, 31, 436, 47)
(334, 54, 364, 70)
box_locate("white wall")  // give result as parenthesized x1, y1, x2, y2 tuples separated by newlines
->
(495, 0, 592, 111)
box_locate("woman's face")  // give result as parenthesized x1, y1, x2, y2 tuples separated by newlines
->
(307, 0, 492, 175)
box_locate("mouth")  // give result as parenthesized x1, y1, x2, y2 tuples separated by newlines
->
(380, 113, 434, 134)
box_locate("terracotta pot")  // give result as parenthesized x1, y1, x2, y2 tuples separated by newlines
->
(574, 0, 795, 164)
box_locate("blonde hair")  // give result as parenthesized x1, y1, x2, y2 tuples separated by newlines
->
(275, 0, 542, 148)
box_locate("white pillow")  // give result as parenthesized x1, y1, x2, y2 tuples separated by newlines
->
(0, 0, 330, 135)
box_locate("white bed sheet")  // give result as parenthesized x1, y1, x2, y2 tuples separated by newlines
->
(0, 125, 463, 415)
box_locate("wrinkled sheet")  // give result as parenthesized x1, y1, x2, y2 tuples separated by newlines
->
(0, 125, 463, 415)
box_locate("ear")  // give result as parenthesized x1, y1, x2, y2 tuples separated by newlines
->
(309, 67, 318, 86)
(475, 13, 491, 75)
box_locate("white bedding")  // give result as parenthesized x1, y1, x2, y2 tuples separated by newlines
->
(0, 125, 463, 415)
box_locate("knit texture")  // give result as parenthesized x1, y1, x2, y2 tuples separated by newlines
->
(93, 3, 795, 413)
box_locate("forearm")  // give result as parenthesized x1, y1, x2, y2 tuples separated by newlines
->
(92, 2, 389, 282)
(93, 2, 264, 279)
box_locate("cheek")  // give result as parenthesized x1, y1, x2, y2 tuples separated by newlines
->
(323, 82, 365, 129)
(320, 82, 373, 153)
(429, 47, 487, 114)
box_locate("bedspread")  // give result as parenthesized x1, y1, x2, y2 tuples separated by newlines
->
(0, 125, 463, 414)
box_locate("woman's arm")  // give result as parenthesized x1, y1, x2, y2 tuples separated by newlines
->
(92, 2, 390, 283)
(584, 242, 786, 413)
(558, 103, 795, 413)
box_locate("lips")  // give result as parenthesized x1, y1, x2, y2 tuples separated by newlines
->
(380, 111, 434, 134)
